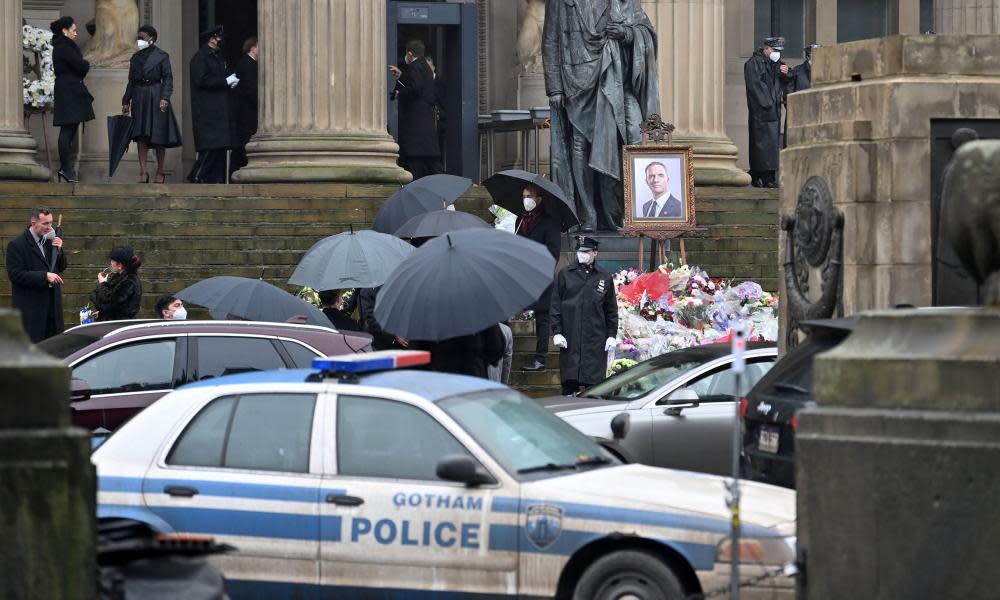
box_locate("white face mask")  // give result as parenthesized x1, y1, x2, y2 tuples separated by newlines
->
(576, 250, 592, 264)
(171, 306, 187, 320)
(769, 51, 781, 62)
(523, 197, 537, 212)
(137, 39, 150, 50)
(42, 229, 56, 242)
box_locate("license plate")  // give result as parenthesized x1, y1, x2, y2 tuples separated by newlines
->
(758, 426, 780, 454)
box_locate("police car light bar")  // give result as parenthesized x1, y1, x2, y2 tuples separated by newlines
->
(312, 350, 431, 374)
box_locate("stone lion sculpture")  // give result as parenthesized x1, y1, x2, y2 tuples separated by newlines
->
(84, 0, 140, 68)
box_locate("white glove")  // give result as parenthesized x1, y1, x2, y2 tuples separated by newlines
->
(226, 74, 240, 88)
(605, 337, 617, 351)
(553, 334, 568, 349)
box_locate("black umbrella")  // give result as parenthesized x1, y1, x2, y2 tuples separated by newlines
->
(176, 276, 330, 325)
(288, 229, 413, 290)
(372, 174, 473, 234)
(483, 169, 579, 231)
(107, 115, 133, 177)
(375, 228, 556, 341)
(394, 209, 490, 240)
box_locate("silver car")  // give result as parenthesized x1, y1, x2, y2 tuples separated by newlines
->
(537, 343, 777, 476)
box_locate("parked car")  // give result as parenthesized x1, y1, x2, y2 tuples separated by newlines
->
(741, 317, 857, 488)
(37, 320, 372, 431)
(536, 343, 777, 475)
(93, 350, 797, 600)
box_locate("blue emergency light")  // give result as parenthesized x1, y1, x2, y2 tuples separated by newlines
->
(312, 350, 431, 374)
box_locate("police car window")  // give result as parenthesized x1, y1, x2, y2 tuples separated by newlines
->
(280, 340, 320, 368)
(195, 337, 286, 380)
(337, 396, 474, 481)
(167, 395, 236, 467)
(72, 339, 176, 395)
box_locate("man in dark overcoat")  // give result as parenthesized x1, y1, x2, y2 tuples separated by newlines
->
(518, 184, 563, 373)
(230, 36, 259, 175)
(188, 26, 232, 183)
(390, 39, 442, 180)
(744, 36, 789, 188)
(550, 237, 618, 396)
(5, 207, 68, 342)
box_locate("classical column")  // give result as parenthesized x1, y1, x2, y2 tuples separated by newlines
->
(645, 0, 751, 186)
(0, 0, 49, 180)
(934, 0, 1000, 33)
(234, 0, 409, 183)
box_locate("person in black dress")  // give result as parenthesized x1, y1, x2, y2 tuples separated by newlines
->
(122, 25, 182, 183)
(91, 246, 143, 322)
(50, 16, 94, 183)
(517, 184, 563, 372)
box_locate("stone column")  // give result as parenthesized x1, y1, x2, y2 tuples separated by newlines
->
(934, 0, 1000, 33)
(0, 0, 49, 180)
(234, 0, 409, 183)
(644, 0, 750, 186)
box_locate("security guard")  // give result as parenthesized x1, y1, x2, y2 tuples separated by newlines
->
(550, 237, 618, 396)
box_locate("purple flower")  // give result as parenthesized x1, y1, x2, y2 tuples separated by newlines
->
(735, 281, 764, 302)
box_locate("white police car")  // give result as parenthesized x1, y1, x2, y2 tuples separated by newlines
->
(94, 351, 796, 599)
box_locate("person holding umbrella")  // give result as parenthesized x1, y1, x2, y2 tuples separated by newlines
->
(122, 25, 182, 183)
(50, 16, 94, 183)
(90, 246, 143, 322)
(550, 236, 618, 396)
(518, 183, 563, 373)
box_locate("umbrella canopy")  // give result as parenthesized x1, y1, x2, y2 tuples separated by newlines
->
(372, 174, 474, 234)
(176, 276, 331, 326)
(107, 115, 133, 177)
(288, 229, 414, 290)
(375, 228, 556, 341)
(483, 169, 579, 231)
(394, 209, 490, 240)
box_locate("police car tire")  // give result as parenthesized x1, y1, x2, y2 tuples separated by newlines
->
(572, 549, 685, 600)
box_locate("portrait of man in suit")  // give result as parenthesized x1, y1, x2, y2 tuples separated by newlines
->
(636, 160, 683, 219)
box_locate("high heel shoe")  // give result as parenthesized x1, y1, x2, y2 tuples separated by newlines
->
(56, 170, 78, 183)
(139, 172, 149, 183)
(154, 172, 165, 184)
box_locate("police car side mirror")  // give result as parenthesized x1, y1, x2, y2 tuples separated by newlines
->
(436, 454, 494, 487)
(70, 378, 91, 403)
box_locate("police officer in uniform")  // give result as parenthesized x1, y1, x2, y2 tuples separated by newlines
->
(744, 36, 789, 188)
(550, 237, 618, 396)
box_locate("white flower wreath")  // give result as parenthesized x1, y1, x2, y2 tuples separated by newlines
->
(22, 25, 55, 111)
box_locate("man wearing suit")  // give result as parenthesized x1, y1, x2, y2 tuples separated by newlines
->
(388, 40, 442, 180)
(230, 36, 259, 175)
(639, 161, 682, 218)
(5, 207, 68, 342)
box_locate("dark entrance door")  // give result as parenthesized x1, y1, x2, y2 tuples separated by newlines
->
(199, 0, 258, 72)
(387, 1, 479, 180)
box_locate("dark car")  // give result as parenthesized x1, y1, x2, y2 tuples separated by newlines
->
(741, 317, 857, 488)
(38, 320, 372, 431)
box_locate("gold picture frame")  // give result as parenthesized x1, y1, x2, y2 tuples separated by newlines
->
(622, 145, 696, 232)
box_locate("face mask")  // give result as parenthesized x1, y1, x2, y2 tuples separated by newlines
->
(577, 250, 592, 264)
(769, 51, 781, 62)
(137, 39, 150, 50)
(42, 229, 56, 241)
(523, 197, 537, 212)
(171, 307, 187, 320)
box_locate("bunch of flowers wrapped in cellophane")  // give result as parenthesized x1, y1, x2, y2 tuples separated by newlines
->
(612, 263, 778, 363)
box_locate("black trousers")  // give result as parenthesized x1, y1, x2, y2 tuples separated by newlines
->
(561, 379, 588, 396)
(58, 125, 79, 173)
(533, 308, 550, 364)
(750, 170, 776, 186)
(400, 156, 443, 180)
(188, 149, 227, 183)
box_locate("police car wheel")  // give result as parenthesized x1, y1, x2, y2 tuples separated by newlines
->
(572, 550, 685, 600)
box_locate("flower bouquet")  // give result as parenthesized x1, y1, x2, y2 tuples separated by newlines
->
(22, 25, 54, 112)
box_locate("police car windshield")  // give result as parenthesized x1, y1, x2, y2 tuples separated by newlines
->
(439, 389, 616, 480)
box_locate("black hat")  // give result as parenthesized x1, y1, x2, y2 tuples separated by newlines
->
(200, 25, 224, 43)
(804, 43, 821, 59)
(763, 36, 785, 51)
(109, 245, 134, 264)
(576, 236, 600, 251)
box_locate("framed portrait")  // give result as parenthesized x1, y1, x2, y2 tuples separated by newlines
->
(622, 145, 696, 232)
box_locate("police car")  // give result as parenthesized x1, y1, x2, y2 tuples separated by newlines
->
(94, 351, 796, 599)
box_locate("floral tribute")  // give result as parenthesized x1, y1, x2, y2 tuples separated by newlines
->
(23, 25, 55, 111)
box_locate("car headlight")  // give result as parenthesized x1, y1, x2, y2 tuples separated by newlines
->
(716, 535, 796, 567)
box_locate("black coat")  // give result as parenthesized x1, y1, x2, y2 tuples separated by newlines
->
(5, 229, 67, 342)
(744, 49, 786, 172)
(190, 45, 232, 151)
(232, 54, 258, 146)
(413, 325, 505, 379)
(517, 209, 562, 312)
(359, 286, 407, 350)
(551, 261, 618, 385)
(90, 271, 142, 321)
(51, 35, 94, 126)
(393, 56, 439, 158)
(786, 61, 811, 94)
(122, 46, 182, 147)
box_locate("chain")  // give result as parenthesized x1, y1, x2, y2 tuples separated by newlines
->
(686, 565, 792, 599)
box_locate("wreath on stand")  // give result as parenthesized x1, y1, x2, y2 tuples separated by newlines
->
(22, 24, 55, 173)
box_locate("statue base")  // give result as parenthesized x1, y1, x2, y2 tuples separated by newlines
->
(0, 130, 50, 181)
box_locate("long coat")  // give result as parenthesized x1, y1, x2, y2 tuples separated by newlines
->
(189, 44, 232, 151)
(786, 61, 811, 94)
(744, 49, 785, 172)
(122, 46, 182, 147)
(51, 35, 95, 126)
(90, 271, 142, 321)
(5, 229, 67, 342)
(413, 325, 505, 379)
(551, 261, 618, 385)
(231, 54, 259, 146)
(517, 209, 562, 312)
(393, 56, 439, 158)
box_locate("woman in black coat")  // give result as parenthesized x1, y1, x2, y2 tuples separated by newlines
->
(50, 16, 94, 183)
(122, 25, 182, 183)
(91, 246, 143, 322)
(517, 184, 563, 372)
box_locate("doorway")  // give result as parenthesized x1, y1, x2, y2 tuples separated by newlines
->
(199, 0, 258, 70)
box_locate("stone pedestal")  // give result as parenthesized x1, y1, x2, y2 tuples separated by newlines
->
(0, 309, 95, 599)
(234, 0, 408, 184)
(796, 308, 1000, 599)
(516, 71, 550, 173)
(934, 0, 1000, 34)
(0, 0, 49, 180)
(644, 0, 750, 186)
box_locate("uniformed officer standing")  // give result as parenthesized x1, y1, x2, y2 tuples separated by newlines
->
(550, 237, 618, 396)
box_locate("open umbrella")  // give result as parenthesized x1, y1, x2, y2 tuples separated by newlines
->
(375, 228, 556, 341)
(372, 174, 473, 234)
(107, 114, 133, 177)
(288, 229, 413, 290)
(483, 169, 579, 231)
(394, 209, 490, 240)
(176, 276, 330, 325)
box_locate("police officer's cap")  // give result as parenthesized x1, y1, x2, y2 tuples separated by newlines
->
(763, 36, 785, 51)
(576, 236, 600, 251)
(200, 25, 224, 43)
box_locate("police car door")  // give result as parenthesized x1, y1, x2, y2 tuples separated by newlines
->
(319, 392, 518, 596)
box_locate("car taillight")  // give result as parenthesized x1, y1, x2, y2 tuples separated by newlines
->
(790, 413, 798, 429)
(739, 397, 748, 420)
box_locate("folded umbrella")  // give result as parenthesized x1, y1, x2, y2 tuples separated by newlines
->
(372, 174, 474, 234)
(176, 276, 330, 326)
(288, 229, 414, 290)
(394, 209, 490, 240)
(107, 114, 134, 177)
(483, 169, 579, 231)
(375, 228, 556, 341)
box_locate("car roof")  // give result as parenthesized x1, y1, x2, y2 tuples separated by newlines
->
(180, 367, 507, 402)
(644, 341, 776, 364)
(64, 319, 343, 339)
